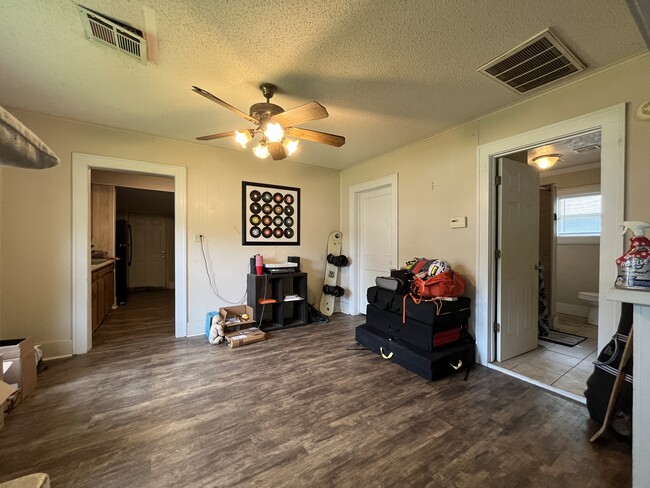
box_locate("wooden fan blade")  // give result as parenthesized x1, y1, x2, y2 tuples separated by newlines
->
(192, 86, 259, 124)
(286, 127, 345, 147)
(272, 101, 328, 127)
(196, 131, 238, 141)
(268, 142, 287, 161)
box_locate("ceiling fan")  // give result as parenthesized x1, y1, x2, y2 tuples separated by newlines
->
(191, 83, 345, 160)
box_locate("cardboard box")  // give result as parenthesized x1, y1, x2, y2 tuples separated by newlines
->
(225, 328, 266, 348)
(219, 305, 256, 333)
(0, 380, 19, 430)
(0, 338, 37, 399)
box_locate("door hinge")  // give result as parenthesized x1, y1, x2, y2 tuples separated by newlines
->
(495, 175, 502, 186)
(494, 322, 501, 333)
(495, 249, 502, 260)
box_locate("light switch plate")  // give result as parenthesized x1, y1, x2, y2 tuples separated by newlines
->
(450, 216, 467, 228)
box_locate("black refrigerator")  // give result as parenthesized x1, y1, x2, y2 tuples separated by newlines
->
(115, 219, 132, 305)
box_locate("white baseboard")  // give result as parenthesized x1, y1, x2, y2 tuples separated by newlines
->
(557, 302, 589, 318)
(43, 354, 73, 361)
(39, 340, 73, 359)
(337, 298, 351, 315)
(186, 320, 205, 337)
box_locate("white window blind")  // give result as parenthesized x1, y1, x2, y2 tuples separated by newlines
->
(557, 187, 601, 238)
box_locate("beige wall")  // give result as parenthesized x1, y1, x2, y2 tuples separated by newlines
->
(556, 244, 600, 306)
(0, 113, 339, 357)
(541, 167, 602, 312)
(2, 54, 648, 356)
(479, 55, 649, 220)
(341, 54, 650, 320)
(540, 167, 600, 188)
(340, 122, 479, 311)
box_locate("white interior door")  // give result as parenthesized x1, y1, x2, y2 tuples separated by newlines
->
(129, 213, 166, 288)
(358, 185, 394, 312)
(497, 158, 539, 361)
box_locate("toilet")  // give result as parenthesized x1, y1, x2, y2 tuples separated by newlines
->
(578, 291, 599, 325)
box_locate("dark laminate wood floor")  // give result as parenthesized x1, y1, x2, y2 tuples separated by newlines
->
(0, 290, 631, 487)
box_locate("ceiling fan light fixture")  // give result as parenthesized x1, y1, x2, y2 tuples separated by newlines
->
(282, 138, 299, 156)
(253, 142, 270, 159)
(264, 122, 284, 143)
(532, 153, 561, 170)
(193, 83, 345, 161)
(234, 130, 253, 148)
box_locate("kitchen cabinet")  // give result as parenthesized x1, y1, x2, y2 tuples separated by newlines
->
(91, 183, 115, 257)
(92, 261, 115, 332)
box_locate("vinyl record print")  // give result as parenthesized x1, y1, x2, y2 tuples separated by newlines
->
(242, 181, 300, 245)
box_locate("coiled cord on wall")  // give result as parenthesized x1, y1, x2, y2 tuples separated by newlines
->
(199, 235, 247, 305)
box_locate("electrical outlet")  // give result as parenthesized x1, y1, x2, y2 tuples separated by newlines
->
(194, 233, 203, 242)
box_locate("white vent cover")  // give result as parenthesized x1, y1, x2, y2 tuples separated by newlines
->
(477, 29, 585, 94)
(77, 5, 147, 63)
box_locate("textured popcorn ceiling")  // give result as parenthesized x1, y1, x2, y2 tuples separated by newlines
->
(0, 0, 646, 169)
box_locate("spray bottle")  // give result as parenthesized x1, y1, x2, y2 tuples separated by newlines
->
(615, 221, 650, 290)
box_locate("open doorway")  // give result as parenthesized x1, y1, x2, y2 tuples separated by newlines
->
(72, 153, 187, 355)
(476, 104, 625, 401)
(492, 132, 602, 398)
(89, 171, 177, 343)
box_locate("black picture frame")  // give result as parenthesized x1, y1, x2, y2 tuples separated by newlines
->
(242, 181, 301, 246)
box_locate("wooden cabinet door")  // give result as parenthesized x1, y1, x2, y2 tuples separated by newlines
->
(92, 280, 99, 331)
(97, 275, 105, 326)
(104, 267, 114, 316)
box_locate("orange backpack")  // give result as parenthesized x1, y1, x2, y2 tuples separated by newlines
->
(410, 270, 465, 300)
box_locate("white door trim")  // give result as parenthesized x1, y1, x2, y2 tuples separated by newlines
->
(72, 153, 187, 354)
(476, 104, 625, 366)
(347, 174, 398, 315)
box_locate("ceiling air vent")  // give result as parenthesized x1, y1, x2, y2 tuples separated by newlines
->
(77, 5, 147, 63)
(477, 29, 585, 94)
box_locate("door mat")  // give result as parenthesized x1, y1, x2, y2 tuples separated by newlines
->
(539, 330, 587, 347)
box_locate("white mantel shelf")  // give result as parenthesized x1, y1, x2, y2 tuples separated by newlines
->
(605, 287, 650, 488)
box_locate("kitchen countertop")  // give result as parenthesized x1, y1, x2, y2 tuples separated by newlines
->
(91, 258, 117, 272)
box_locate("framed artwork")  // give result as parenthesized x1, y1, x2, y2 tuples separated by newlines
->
(242, 181, 300, 245)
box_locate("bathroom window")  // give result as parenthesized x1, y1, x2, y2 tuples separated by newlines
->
(557, 185, 601, 244)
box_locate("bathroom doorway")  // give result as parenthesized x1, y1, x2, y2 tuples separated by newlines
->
(493, 131, 602, 399)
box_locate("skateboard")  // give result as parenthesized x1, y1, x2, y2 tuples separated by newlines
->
(320, 231, 344, 316)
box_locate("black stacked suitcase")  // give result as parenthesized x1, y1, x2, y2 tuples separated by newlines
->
(355, 324, 475, 381)
(365, 289, 471, 352)
(356, 283, 475, 381)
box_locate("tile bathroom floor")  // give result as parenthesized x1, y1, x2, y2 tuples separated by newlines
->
(494, 314, 599, 397)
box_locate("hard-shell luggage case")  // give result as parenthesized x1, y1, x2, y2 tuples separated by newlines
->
(366, 287, 471, 326)
(365, 304, 466, 352)
(355, 323, 475, 381)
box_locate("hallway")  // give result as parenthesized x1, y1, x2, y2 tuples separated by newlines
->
(92, 289, 175, 348)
